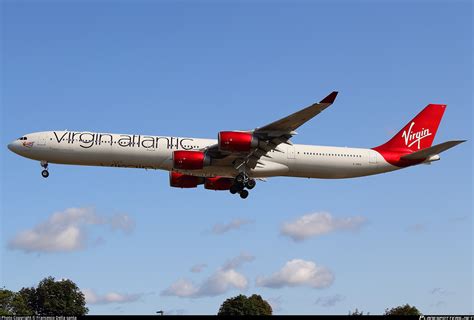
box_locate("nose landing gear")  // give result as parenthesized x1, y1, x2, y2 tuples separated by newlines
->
(40, 161, 49, 178)
(229, 173, 255, 199)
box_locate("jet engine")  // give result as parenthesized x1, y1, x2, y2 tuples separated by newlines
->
(218, 131, 258, 152)
(173, 150, 210, 170)
(169, 171, 204, 188)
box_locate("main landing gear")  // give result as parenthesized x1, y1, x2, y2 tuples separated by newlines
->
(229, 173, 255, 199)
(41, 161, 49, 178)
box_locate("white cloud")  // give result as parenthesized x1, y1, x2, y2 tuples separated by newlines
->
(161, 279, 199, 298)
(190, 264, 208, 273)
(162, 253, 253, 298)
(196, 269, 248, 297)
(315, 294, 345, 307)
(430, 287, 451, 295)
(83, 289, 142, 305)
(211, 218, 253, 234)
(280, 212, 366, 241)
(161, 270, 248, 298)
(222, 252, 255, 270)
(8, 207, 135, 253)
(109, 213, 135, 234)
(256, 259, 334, 289)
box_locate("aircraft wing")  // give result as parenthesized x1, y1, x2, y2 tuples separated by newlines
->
(202, 91, 338, 170)
(254, 91, 338, 135)
(400, 140, 466, 160)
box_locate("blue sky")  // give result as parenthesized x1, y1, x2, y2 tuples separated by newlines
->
(1, 0, 472, 315)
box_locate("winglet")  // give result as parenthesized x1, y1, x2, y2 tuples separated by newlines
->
(320, 91, 338, 104)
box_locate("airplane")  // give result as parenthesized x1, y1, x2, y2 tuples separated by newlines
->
(7, 91, 465, 199)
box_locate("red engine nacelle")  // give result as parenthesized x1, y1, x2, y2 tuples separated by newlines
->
(204, 176, 234, 191)
(169, 171, 204, 188)
(218, 131, 258, 152)
(173, 150, 210, 170)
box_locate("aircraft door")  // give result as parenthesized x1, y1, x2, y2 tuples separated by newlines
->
(287, 145, 295, 159)
(36, 133, 48, 148)
(369, 150, 378, 164)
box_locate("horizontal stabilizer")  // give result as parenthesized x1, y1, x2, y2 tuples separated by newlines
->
(400, 140, 466, 160)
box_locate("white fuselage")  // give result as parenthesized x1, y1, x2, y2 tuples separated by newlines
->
(8, 131, 400, 179)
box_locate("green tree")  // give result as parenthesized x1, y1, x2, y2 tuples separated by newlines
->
(349, 308, 368, 315)
(0, 289, 15, 316)
(18, 287, 38, 315)
(0, 288, 33, 315)
(20, 277, 88, 316)
(218, 294, 272, 315)
(384, 304, 421, 315)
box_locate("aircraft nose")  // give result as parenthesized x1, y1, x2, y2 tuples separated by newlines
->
(7, 141, 17, 152)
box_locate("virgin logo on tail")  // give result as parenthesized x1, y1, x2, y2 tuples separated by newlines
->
(402, 122, 432, 149)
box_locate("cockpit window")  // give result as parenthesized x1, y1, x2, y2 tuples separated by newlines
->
(18, 137, 27, 140)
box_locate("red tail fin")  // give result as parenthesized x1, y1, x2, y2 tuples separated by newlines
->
(373, 104, 446, 167)
(374, 104, 446, 154)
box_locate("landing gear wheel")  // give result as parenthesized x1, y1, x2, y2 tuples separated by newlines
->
(41, 170, 49, 178)
(246, 179, 256, 190)
(235, 174, 245, 184)
(230, 184, 239, 194)
(240, 189, 249, 199)
(230, 182, 244, 194)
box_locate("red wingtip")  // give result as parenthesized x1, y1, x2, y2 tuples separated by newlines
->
(320, 91, 338, 104)
(427, 103, 446, 109)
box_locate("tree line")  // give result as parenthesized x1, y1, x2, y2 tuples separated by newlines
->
(1, 277, 88, 316)
(1, 277, 421, 315)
